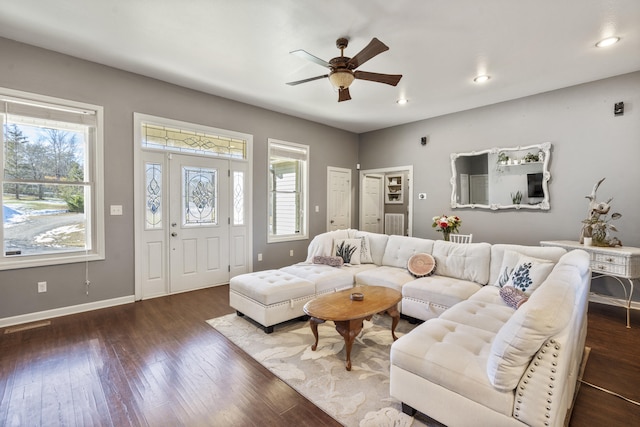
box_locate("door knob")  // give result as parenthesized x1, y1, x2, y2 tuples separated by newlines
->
(171, 222, 177, 227)
(330, 219, 335, 224)
(171, 232, 178, 237)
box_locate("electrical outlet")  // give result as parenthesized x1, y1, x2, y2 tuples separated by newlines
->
(37, 281, 47, 293)
(257, 253, 263, 261)
(110, 205, 123, 215)
(289, 249, 294, 257)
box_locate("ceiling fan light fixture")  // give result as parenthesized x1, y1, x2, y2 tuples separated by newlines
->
(329, 70, 355, 89)
(595, 36, 620, 48)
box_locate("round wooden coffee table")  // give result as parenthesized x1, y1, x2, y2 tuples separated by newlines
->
(303, 285, 402, 371)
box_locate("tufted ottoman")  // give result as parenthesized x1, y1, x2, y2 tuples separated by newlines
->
(229, 269, 315, 333)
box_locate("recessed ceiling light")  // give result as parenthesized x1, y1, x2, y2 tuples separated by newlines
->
(596, 36, 620, 48)
(473, 75, 491, 84)
(397, 98, 408, 105)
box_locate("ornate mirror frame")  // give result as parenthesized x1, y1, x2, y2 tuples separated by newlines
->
(450, 142, 551, 210)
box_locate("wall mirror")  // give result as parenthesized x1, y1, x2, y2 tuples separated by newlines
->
(450, 142, 551, 210)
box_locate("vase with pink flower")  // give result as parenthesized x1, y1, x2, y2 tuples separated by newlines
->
(432, 215, 462, 241)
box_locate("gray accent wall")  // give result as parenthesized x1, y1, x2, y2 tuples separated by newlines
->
(359, 71, 640, 300)
(0, 37, 359, 320)
(1, 36, 639, 320)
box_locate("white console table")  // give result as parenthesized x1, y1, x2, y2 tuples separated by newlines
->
(540, 240, 640, 328)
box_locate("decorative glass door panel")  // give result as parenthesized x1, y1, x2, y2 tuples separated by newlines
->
(183, 167, 217, 225)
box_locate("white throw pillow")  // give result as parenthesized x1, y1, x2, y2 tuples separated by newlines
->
(358, 235, 374, 264)
(495, 251, 554, 295)
(334, 238, 362, 265)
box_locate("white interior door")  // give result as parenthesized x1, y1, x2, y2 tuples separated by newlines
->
(361, 173, 384, 233)
(169, 154, 230, 293)
(327, 167, 352, 231)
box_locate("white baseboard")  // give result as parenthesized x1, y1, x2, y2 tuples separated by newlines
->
(589, 293, 640, 311)
(0, 295, 135, 328)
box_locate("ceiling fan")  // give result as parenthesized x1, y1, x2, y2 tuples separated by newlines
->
(286, 37, 402, 102)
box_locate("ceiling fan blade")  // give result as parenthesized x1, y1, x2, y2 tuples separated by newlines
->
(338, 87, 351, 102)
(290, 49, 331, 68)
(347, 38, 389, 69)
(354, 71, 402, 86)
(286, 75, 329, 86)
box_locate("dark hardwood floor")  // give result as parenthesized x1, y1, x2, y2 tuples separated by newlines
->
(0, 286, 638, 426)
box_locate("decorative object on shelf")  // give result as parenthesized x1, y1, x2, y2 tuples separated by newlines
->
(497, 152, 509, 165)
(579, 177, 622, 247)
(432, 214, 462, 241)
(523, 152, 540, 163)
(511, 190, 523, 205)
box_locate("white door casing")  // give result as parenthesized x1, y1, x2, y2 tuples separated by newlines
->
(133, 113, 252, 300)
(327, 167, 352, 231)
(360, 166, 413, 236)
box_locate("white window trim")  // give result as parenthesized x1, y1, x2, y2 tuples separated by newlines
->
(0, 87, 105, 270)
(267, 138, 309, 243)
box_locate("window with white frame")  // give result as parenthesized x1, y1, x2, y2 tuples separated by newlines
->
(268, 139, 308, 242)
(0, 88, 104, 269)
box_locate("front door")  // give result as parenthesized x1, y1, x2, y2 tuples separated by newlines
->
(169, 154, 230, 293)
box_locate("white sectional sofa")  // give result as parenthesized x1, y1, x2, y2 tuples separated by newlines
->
(229, 229, 591, 426)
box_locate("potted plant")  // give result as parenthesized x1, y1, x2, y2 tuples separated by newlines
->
(497, 152, 509, 165)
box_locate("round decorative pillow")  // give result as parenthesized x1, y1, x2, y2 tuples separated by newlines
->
(407, 253, 436, 278)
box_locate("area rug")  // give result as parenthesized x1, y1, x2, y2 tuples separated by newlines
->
(207, 314, 442, 427)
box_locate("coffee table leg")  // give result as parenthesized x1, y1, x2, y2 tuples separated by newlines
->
(387, 306, 401, 341)
(335, 319, 363, 371)
(309, 317, 325, 351)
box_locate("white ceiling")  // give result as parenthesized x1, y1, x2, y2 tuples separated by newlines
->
(1, 0, 638, 133)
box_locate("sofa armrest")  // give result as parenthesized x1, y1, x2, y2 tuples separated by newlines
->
(513, 338, 579, 427)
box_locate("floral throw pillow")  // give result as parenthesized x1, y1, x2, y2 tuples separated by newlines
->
(503, 255, 555, 295)
(334, 238, 362, 265)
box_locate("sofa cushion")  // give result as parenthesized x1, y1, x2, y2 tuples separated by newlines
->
(499, 252, 555, 295)
(407, 253, 436, 277)
(382, 235, 434, 268)
(432, 241, 492, 285)
(499, 286, 528, 309)
(358, 234, 374, 264)
(391, 318, 514, 416)
(334, 238, 362, 264)
(355, 231, 389, 265)
(305, 229, 356, 262)
(312, 255, 344, 267)
(355, 266, 415, 292)
(439, 299, 514, 334)
(486, 266, 577, 391)
(280, 263, 354, 293)
(403, 275, 482, 311)
(489, 244, 566, 285)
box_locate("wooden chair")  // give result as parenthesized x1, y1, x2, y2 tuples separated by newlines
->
(449, 233, 473, 243)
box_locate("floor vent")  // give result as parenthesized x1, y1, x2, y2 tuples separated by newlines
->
(4, 320, 51, 334)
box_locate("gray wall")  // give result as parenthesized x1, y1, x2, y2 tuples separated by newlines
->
(0, 38, 359, 319)
(359, 71, 640, 300)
